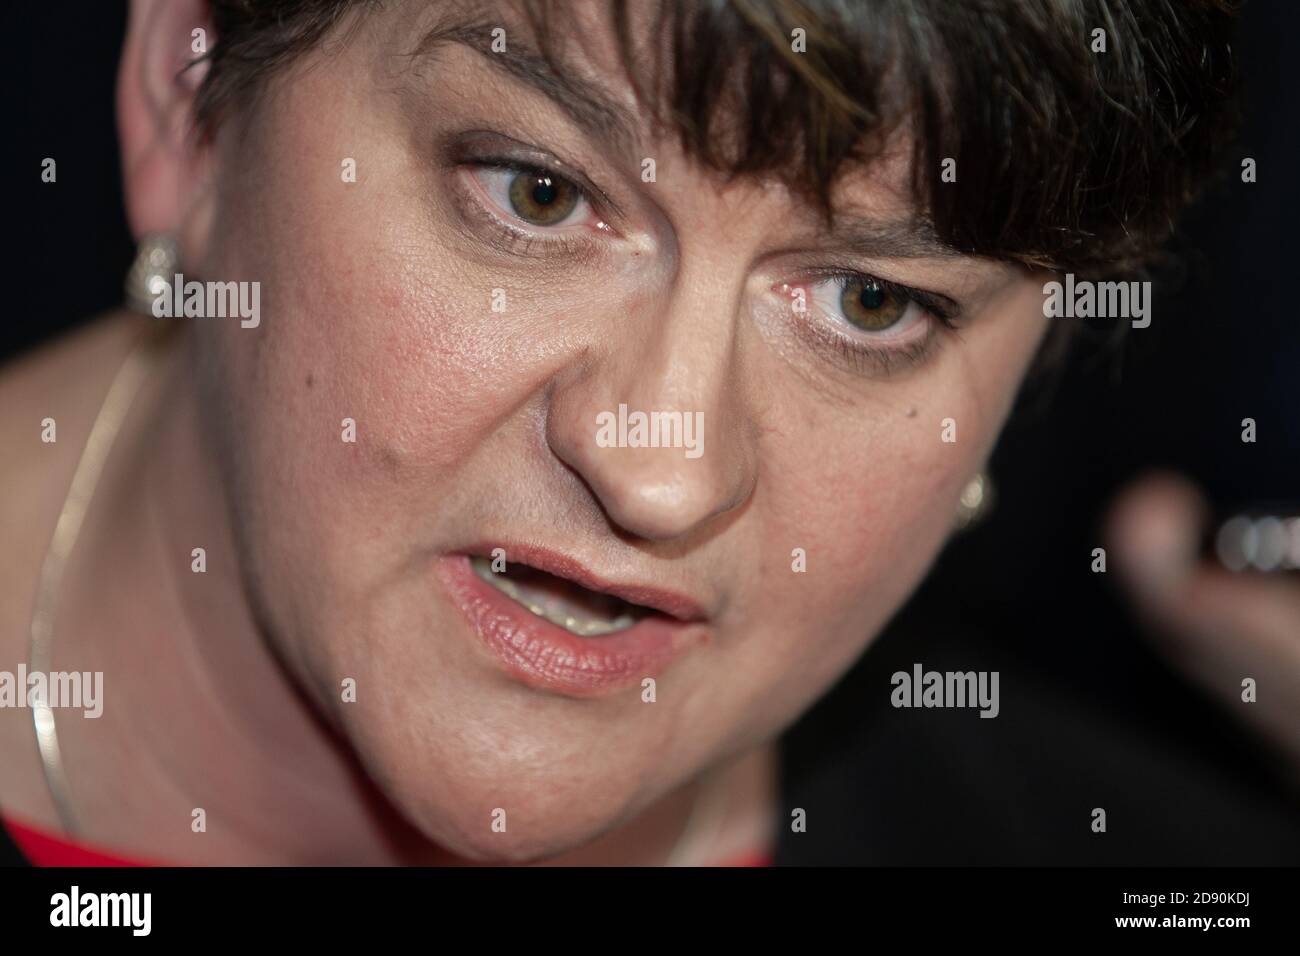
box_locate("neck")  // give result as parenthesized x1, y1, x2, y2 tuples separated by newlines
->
(50, 320, 775, 865)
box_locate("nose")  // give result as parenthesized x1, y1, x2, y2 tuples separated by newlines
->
(545, 268, 759, 543)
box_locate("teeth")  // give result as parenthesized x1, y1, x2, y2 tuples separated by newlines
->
(470, 556, 640, 636)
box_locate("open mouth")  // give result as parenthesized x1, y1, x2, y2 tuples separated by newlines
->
(469, 555, 653, 637)
(441, 548, 708, 696)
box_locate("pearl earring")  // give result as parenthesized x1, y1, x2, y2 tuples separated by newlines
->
(956, 472, 994, 529)
(124, 233, 180, 315)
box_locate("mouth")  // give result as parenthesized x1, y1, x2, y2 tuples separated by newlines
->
(436, 547, 708, 697)
(469, 555, 651, 637)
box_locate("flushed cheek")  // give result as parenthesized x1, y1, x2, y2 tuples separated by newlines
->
(232, 258, 499, 499)
(203, 125, 501, 481)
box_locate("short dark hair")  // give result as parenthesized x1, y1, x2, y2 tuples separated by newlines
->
(193, 0, 1240, 276)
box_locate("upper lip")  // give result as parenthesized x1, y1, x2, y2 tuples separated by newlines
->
(463, 542, 709, 623)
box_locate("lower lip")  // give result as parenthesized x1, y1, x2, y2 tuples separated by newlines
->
(436, 555, 706, 697)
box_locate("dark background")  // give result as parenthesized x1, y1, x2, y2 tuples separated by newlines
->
(9, 1, 1300, 865)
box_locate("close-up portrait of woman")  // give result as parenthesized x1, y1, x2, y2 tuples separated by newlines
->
(2, 0, 1298, 911)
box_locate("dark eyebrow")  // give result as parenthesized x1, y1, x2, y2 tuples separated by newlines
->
(406, 12, 968, 263)
(407, 15, 641, 158)
(827, 216, 968, 260)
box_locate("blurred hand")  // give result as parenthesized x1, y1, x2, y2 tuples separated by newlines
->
(1108, 473, 1300, 781)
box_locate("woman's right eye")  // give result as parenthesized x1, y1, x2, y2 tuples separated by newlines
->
(468, 164, 590, 228)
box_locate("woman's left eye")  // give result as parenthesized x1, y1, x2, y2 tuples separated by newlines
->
(470, 164, 590, 228)
(808, 274, 925, 337)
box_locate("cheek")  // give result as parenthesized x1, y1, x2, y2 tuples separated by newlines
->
(750, 304, 1046, 644)
(753, 428, 962, 681)
(758, 409, 969, 594)
(199, 147, 522, 537)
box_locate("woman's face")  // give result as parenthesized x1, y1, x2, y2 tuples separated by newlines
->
(173, 1, 1048, 860)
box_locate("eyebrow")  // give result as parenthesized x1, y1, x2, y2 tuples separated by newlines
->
(827, 217, 968, 260)
(407, 14, 642, 158)
(406, 12, 968, 263)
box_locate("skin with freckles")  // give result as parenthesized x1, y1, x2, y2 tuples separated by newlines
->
(0, 0, 1049, 864)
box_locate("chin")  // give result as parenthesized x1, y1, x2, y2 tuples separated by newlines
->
(376, 755, 642, 864)
(323, 675, 646, 864)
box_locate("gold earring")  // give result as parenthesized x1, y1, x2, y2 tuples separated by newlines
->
(956, 472, 994, 529)
(124, 233, 179, 315)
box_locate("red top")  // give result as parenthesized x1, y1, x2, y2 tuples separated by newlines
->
(3, 816, 152, 867)
(2, 814, 771, 867)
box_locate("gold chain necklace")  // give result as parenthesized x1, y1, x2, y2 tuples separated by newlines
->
(28, 323, 171, 837)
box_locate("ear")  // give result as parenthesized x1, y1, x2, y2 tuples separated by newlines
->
(116, 0, 214, 246)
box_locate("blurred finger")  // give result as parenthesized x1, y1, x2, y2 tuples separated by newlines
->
(1108, 472, 1300, 767)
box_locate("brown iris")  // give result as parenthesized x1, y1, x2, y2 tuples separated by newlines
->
(840, 278, 907, 331)
(507, 168, 580, 226)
